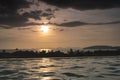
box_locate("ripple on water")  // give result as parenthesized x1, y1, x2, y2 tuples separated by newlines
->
(95, 75, 105, 78)
(47, 65, 61, 67)
(32, 65, 61, 70)
(0, 76, 10, 80)
(111, 70, 120, 73)
(38, 72, 56, 77)
(18, 71, 31, 75)
(109, 63, 120, 66)
(102, 73, 120, 76)
(62, 72, 86, 78)
(104, 67, 117, 70)
(0, 70, 18, 75)
(40, 76, 64, 80)
(32, 66, 47, 69)
(69, 66, 84, 69)
(0, 57, 120, 80)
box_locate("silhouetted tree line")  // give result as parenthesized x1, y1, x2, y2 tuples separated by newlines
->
(0, 49, 120, 58)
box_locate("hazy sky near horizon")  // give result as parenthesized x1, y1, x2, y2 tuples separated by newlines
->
(0, 0, 120, 49)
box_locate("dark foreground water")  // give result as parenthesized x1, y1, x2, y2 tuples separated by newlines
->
(0, 56, 120, 80)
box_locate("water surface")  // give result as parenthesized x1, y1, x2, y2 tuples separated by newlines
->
(0, 56, 120, 80)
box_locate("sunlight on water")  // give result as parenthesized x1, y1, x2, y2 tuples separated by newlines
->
(38, 58, 55, 72)
(41, 77, 51, 80)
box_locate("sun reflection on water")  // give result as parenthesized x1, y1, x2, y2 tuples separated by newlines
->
(18, 58, 62, 80)
(41, 77, 52, 80)
(37, 58, 57, 80)
(38, 58, 54, 72)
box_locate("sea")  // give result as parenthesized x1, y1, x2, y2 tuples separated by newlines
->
(0, 56, 120, 80)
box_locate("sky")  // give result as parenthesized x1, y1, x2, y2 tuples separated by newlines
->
(0, 0, 120, 49)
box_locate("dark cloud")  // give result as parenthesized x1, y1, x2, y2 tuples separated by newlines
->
(0, 0, 30, 14)
(0, 0, 56, 28)
(41, 13, 54, 20)
(93, 21, 120, 25)
(53, 21, 120, 27)
(0, 14, 43, 28)
(22, 10, 43, 20)
(0, 0, 34, 28)
(42, 8, 58, 20)
(0, 0, 120, 29)
(54, 21, 88, 27)
(0, 10, 55, 28)
(45, 8, 59, 12)
(40, 0, 120, 10)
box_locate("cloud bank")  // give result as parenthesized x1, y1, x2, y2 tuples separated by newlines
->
(40, 0, 120, 10)
(0, 0, 56, 28)
(0, 0, 120, 29)
(53, 21, 120, 27)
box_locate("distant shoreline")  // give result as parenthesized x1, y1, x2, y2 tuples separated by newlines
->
(0, 48, 120, 58)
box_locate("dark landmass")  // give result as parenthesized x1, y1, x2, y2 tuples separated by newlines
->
(0, 48, 120, 58)
(84, 46, 120, 49)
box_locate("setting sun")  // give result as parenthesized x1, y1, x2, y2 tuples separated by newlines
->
(40, 25, 49, 32)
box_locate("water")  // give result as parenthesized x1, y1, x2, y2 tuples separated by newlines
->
(0, 56, 120, 80)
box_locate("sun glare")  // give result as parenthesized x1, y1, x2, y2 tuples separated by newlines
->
(40, 25, 49, 32)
